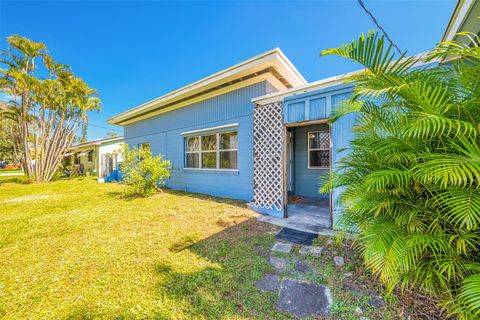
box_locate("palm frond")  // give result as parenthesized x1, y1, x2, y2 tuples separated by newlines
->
(322, 31, 480, 317)
(453, 273, 480, 319)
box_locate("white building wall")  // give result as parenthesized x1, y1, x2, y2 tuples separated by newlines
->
(98, 142, 124, 178)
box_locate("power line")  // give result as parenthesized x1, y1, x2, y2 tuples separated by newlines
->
(357, 0, 403, 55)
(87, 122, 122, 133)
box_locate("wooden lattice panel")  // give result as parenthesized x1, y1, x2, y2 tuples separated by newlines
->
(253, 101, 285, 214)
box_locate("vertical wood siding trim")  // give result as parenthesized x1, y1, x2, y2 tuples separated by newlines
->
(283, 84, 354, 124)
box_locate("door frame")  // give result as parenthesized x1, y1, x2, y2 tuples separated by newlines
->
(283, 121, 333, 223)
(286, 130, 294, 193)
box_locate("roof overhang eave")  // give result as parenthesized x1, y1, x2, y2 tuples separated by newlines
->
(68, 136, 124, 150)
(441, 0, 478, 43)
(108, 48, 307, 125)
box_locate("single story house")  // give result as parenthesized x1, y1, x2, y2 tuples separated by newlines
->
(65, 136, 124, 181)
(108, 48, 354, 230)
(108, 1, 480, 230)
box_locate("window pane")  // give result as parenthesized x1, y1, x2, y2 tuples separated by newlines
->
(220, 151, 237, 169)
(201, 152, 216, 168)
(309, 150, 329, 168)
(220, 132, 238, 150)
(201, 134, 217, 151)
(186, 153, 199, 168)
(309, 132, 329, 149)
(186, 136, 199, 152)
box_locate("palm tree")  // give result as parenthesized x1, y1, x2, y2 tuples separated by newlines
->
(0, 35, 101, 182)
(321, 31, 480, 319)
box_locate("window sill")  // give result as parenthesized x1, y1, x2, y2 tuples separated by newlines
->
(182, 168, 240, 175)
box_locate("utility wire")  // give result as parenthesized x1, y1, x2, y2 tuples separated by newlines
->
(357, 0, 403, 55)
(87, 122, 123, 133)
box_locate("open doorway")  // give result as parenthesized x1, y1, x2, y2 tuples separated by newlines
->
(285, 123, 331, 228)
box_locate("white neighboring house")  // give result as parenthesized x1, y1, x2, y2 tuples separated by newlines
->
(65, 136, 124, 181)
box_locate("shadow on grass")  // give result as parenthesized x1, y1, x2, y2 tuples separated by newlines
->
(60, 218, 281, 319)
(106, 186, 249, 209)
(0, 175, 96, 186)
(106, 190, 142, 201)
(153, 218, 289, 319)
(0, 176, 27, 185)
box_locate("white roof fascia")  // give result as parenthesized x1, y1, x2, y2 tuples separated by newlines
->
(442, 0, 476, 42)
(69, 136, 124, 150)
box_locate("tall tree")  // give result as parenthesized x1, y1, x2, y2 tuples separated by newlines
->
(0, 35, 100, 181)
(105, 132, 119, 138)
(0, 102, 16, 161)
(80, 122, 88, 143)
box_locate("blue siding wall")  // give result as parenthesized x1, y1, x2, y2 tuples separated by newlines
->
(310, 97, 327, 119)
(330, 91, 356, 222)
(293, 124, 329, 199)
(283, 84, 354, 125)
(124, 81, 273, 201)
(287, 102, 305, 123)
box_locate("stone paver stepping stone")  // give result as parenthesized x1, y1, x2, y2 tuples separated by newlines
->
(271, 242, 293, 253)
(295, 260, 313, 273)
(277, 278, 332, 317)
(256, 273, 280, 292)
(299, 245, 323, 257)
(369, 296, 385, 308)
(333, 256, 345, 266)
(270, 256, 287, 272)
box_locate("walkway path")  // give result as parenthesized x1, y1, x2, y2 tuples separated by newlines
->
(256, 233, 337, 318)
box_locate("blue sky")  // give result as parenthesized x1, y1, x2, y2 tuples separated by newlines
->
(1, 0, 455, 140)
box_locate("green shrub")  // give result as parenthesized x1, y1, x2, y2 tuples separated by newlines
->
(321, 31, 480, 319)
(120, 144, 171, 196)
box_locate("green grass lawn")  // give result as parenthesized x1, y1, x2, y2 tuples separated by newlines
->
(0, 179, 436, 319)
(0, 169, 23, 172)
(0, 178, 284, 319)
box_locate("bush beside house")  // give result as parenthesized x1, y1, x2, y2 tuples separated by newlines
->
(120, 144, 171, 196)
(322, 31, 480, 319)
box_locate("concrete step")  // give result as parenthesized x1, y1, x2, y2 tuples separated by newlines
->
(257, 215, 335, 236)
(287, 215, 331, 229)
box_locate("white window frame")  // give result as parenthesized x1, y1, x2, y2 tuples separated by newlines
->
(200, 133, 217, 169)
(307, 130, 330, 169)
(185, 136, 201, 169)
(184, 131, 238, 171)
